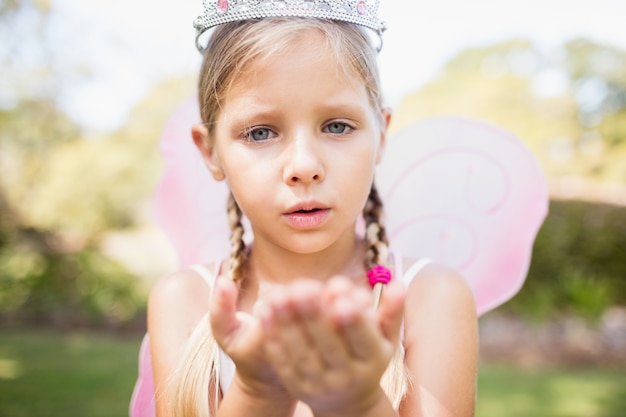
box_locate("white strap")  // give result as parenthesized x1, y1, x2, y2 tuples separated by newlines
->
(402, 258, 433, 286)
(189, 264, 217, 290)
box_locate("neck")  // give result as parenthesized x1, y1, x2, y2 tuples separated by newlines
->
(246, 234, 367, 286)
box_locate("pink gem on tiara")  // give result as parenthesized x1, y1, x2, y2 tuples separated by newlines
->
(367, 265, 391, 287)
(357, 0, 366, 15)
(217, 0, 228, 14)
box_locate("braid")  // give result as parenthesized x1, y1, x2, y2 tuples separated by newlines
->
(363, 183, 409, 407)
(363, 182, 390, 270)
(227, 192, 247, 282)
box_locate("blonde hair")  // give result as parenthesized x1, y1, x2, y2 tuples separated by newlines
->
(169, 18, 408, 417)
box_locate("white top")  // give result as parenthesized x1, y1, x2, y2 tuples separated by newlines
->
(189, 256, 432, 394)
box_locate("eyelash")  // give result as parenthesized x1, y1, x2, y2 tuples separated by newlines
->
(243, 127, 276, 142)
(323, 121, 354, 135)
(241, 121, 355, 142)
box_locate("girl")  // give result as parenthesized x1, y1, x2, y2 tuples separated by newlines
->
(146, 5, 478, 417)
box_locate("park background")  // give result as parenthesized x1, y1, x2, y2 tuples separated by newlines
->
(1, 0, 625, 416)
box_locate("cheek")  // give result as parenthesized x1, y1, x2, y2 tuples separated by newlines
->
(222, 155, 274, 208)
(336, 145, 377, 203)
(348, 139, 378, 174)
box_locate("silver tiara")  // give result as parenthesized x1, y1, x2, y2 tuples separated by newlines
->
(193, 0, 386, 51)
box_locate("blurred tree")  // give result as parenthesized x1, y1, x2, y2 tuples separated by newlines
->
(505, 199, 626, 320)
(1, 0, 195, 326)
(0, 75, 193, 238)
(0, 75, 193, 327)
(0, 186, 143, 327)
(393, 38, 626, 185)
(0, 99, 80, 221)
(565, 39, 626, 181)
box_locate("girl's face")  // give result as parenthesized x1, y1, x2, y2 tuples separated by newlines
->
(194, 30, 389, 255)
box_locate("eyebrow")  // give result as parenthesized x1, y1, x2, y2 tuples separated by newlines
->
(230, 97, 370, 118)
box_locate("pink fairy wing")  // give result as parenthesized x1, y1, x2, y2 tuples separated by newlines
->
(376, 117, 548, 316)
(129, 334, 155, 417)
(152, 97, 231, 267)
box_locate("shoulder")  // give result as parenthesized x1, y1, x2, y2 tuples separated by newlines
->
(148, 263, 221, 341)
(400, 258, 477, 345)
(400, 258, 474, 305)
(147, 263, 221, 377)
(150, 265, 214, 311)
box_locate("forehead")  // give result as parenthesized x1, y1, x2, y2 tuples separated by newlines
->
(227, 29, 365, 98)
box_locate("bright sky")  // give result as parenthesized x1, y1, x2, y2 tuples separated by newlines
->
(47, 0, 626, 132)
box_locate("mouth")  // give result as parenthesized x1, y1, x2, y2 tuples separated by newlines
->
(284, 202, 328, 215)
(283, 203, 330, 229)
(293, 208, 323, 214)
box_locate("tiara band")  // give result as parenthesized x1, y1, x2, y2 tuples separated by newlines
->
(193, 0, 386, 52)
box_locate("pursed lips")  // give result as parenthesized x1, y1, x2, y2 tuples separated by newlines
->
(283, 201, 328, 214)
(283, 202, 330, 229)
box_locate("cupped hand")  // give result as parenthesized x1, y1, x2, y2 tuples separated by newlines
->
(259, 276, 406, 416)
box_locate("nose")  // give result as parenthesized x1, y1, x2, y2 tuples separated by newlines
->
(283, 131, 325, 186)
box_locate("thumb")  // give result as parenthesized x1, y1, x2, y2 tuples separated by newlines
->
(209, 277, 240, 347)
(376, 280, 406, 343)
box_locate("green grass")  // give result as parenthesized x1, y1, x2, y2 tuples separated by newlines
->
(476, 363, 625, 417)
(0, 329, 141, 417)
(0, 329, 624, 417)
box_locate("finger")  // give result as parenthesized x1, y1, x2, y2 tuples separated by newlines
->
(322, 276, 354, 306)
(289, 281, 351, 368)
(265, 286, 324, 375)
(332, 290, 387, 361)
(263, 322, 297, 374)
(268, 288, 320, 363)
(375, 280, 406, 343)
(209, 277, 240, 346)
(287, 279, 324, 318)
(329, 285, 373, 326)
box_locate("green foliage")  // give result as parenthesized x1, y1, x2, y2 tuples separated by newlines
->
(393, 38, 626, 184)
(503, 199, 626, 321)
(0, 75, 194, 327)
(0, 104, 156, 235)
(0, 77, 193, 236)
(565, 39, 626, 85)
(0, 213, 145, 327)
(565, 39, 626, 156)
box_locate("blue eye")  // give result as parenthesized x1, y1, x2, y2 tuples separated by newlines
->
(324, 122, 352, 134)
(245, 127, 275, 142)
